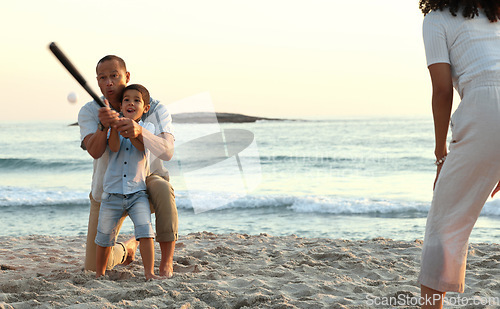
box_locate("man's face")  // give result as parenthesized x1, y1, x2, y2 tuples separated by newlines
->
(96, 59, 130, 105)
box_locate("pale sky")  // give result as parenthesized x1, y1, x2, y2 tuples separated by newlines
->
(2, 0, 443, 120)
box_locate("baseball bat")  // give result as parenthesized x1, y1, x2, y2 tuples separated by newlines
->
(49, 42, 105, 108)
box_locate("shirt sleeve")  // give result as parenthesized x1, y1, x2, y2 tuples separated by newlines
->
(78, 102, 99, 145)
(144, 99, 175, 138)
(141, 121, 156, 135)
(423, 12, 450, 67)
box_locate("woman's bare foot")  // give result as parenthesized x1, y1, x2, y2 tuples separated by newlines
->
(121, 237, 139, 266)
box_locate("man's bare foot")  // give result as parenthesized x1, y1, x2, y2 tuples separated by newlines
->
(159, 262, 174, 278)
(122, 237, 139, 266)
(159, 241, 175, 278)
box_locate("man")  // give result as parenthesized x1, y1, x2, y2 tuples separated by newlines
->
(78, 55, 177, 277)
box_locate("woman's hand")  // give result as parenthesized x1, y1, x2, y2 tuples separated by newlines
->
(433, 153, 447, 190)
(434, 164, 443, 190)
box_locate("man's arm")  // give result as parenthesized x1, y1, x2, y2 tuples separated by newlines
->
(142, 131, 174, 161)
(114, 118, 174, 161)
(81, 104, 120, 159)
(83, 130, 109, 159)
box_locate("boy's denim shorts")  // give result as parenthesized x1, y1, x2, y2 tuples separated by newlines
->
(95, 190, 155, 247)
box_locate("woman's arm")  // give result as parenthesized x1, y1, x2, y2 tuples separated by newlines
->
(429, 63, 453, 157)
(428, 63, 453, 187)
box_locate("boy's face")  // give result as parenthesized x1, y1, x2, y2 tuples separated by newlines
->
(121, 89, 150, 121)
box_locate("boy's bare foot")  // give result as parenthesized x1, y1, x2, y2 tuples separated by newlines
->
(145, 273, 161, 281)
(122, 237, 139, 266)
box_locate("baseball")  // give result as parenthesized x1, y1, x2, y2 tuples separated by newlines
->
(67, 92, 78, 104)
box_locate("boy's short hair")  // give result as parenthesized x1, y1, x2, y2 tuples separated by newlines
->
(122, 84, 150, 106)
(96, 55, 127, 74)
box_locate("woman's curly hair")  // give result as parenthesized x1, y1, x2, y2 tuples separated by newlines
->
(419, 0, 500, 22)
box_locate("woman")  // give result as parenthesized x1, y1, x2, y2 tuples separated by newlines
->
(419, 1, 500, 308)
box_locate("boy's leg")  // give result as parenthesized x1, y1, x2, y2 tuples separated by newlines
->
(85, 193, 130, 271)
(146, 175, 178, 277)
(139, 238, 157, 280)
(126, 192, 157, 279)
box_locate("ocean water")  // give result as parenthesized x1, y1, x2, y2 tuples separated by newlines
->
(1, 118, 499, 243)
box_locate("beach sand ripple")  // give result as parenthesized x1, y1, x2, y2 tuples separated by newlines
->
(0, 233, 498, 308)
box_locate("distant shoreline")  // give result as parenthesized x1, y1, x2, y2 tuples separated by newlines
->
(172, 112, 286, 123)
(69, 112, 287, 126)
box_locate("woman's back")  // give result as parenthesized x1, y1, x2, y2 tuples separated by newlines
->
(423, 9, 500, 97)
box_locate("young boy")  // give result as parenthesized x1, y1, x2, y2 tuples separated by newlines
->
(95, 84, 158, 280)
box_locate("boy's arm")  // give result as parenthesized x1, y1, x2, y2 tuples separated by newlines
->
(129, 136, 145, 152)
(108, 126, 121, 152)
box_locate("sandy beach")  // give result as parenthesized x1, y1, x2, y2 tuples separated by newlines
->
(0, 232, 498, 308)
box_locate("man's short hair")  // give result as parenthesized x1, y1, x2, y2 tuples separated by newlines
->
(122, 84, 150, 106)
(96, 55, 127, 74)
